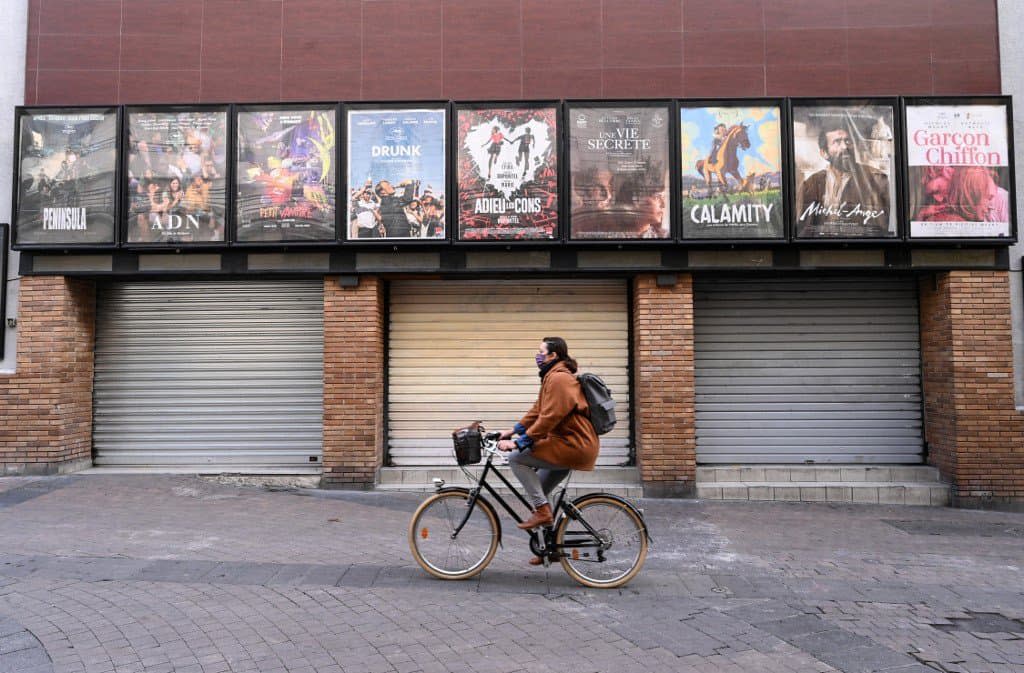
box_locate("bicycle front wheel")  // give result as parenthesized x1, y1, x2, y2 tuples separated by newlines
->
(555, 495, 648, 589)
(409, 490, 499, 580)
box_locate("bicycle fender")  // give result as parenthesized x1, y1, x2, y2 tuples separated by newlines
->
(436, 486, 504, 547)
(570, 492, 652, 543)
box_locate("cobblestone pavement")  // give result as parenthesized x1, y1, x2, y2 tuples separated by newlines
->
(0, 475, 1021, 673)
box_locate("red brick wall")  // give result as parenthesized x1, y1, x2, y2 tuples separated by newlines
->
(24, 0, 1000, 105)
(919, 271, 1024, 510)
(0, 277, 96, 475)
(633, 274, 695, 497)
(321, 276, 386, 489)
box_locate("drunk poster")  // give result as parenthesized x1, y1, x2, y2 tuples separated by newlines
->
(457, 106, 558, 241)
(792, 103, 897, 238)
(126, 109, 227, 244)
(346, 108, 446, 240)
(569, 106, 671, 240)
(680, 104, 784, 239)
(236, 107, 336, 241)
(15, 108, 118, 245)
(906, 103, 1012, 238)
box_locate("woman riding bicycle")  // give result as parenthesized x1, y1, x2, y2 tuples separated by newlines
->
(497, 337, 599, 563)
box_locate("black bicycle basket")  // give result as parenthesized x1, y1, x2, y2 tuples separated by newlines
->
(452, 423, 483, 465)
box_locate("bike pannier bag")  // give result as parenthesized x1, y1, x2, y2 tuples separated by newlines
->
(452, 423, 483, 465)
(577, 373, 616, 435)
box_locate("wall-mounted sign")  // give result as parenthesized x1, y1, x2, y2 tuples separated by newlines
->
(236, 107, 336, 242)
(125, 108, 228, 244)
(906, 101, 1013, 239)
(568, 105, 672, 240)
(346, 107, 446, 240)
(792, 101, 898, 239)
(680, 103, 784, 239)
(14, 108, 118, 246)
(457, 105, 558, 241)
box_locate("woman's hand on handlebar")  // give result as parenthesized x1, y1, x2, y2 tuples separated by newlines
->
(499, 428, 515, 440)
(496, 439, 518, 452)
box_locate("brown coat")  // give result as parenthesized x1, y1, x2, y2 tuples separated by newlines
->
(518, 361, 600, 471)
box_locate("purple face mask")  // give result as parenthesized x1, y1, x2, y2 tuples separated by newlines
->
(535, 353, 547, 367)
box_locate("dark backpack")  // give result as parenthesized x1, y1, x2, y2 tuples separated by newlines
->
(577, 373, 616, 435)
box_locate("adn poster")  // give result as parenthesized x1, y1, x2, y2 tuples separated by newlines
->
(680, 104, 784, 239)
(126, 109, 228, 244)
(237, 107, 336, 241)
(346, 108, 446, 240)
(15, 108, 118, 245)
(457, 106, 558, 240)
(569, 106, 671, 240)
(906, 103, 1012, 238)
(792, 103, 897, 238)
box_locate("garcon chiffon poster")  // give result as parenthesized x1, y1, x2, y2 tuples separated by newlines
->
(907, 103, 1011, 238)
(457, 106, 558, 240)
(15, 108, 118, 245)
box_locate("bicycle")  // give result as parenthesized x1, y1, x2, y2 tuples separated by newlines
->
(408, 424, 650, 589)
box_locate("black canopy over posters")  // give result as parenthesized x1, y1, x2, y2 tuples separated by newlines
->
(568, 105, 672, 240)
(791, 101, 898, 239)
(236, 107, 337, 242)
(125, 108, 228, 244)
(14, 108, 119, 246)
(457, 105, 558, 241)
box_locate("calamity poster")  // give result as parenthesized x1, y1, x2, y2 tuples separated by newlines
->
(347, 108, 446, 240)
(237, 107, 336, 241)
(792, 103, 897, 239)
(569, 106, 671, 240)
(906, 103, 1012, 238)
(680, 104, 784, 239)
(457, 106, 558, 241)
(15, 108, 118, 245)
(126, 109, 228, 244)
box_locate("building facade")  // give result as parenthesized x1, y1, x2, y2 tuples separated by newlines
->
(1, 0, 1022, 510)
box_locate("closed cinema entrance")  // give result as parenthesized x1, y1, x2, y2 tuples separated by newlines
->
(387, 279, 631, 467)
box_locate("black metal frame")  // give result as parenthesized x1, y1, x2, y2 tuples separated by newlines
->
(452, 100, 563, 245)
(11, 105, 121, 249)
(787, 97, 904, 244)
(232, 102, 341, 246)
(120, 104, 233, 249)
(901, 95, 1018, 245)
(677, 98, 789, 243)
(342, 101, 452, 245)
(0, 223, 7, 355)
(564, 99, 678, 244)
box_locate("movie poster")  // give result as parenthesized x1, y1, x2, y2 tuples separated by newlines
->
(457, 106, 558, 240)
(126, 109, 227, 244)
(906, 103, 1012, 238)
(680, 104, 784, 239)
(346, 108, 446, 240)
(569, 106, 671, 240)
(792, 103, 897, 238)
(237, 108, 336, 241)
(15, 108, 118, 245)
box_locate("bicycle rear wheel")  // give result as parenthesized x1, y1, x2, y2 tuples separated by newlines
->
(555, 495, 648, 589)
(409, 490, 499, 580)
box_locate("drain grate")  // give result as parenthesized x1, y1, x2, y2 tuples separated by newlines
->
(931, 612, 1024, 635)
(884, 520, 1024, 538)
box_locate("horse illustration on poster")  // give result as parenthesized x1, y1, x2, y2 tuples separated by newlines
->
(694, 123, 750, 193)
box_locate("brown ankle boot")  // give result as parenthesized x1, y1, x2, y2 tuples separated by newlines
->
(517, 503, 554, 530)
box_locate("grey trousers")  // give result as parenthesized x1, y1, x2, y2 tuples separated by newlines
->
(508, 448, 570, 508)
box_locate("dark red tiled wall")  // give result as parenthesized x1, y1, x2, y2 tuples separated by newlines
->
(25, 0, 1001, 105)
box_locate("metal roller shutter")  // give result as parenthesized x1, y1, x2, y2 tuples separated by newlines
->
(695, 276, 923, 464)
(388, 279, 630, 466)
(93, 280, 324, 471)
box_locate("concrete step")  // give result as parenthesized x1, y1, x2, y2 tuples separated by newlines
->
(378, 465, 642, 498)
(697, 482, 950, 506)
(697, 465, 942, 484)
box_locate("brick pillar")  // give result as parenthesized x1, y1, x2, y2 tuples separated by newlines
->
(0, 276, 96, 475)
(321, 276, 386, 489)
(632, 274, 696, 497)
(919, 270, 1024, 510)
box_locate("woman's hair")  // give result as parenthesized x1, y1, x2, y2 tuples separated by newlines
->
(542, 336, 578, 373)
(946, 166, 993, 222)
